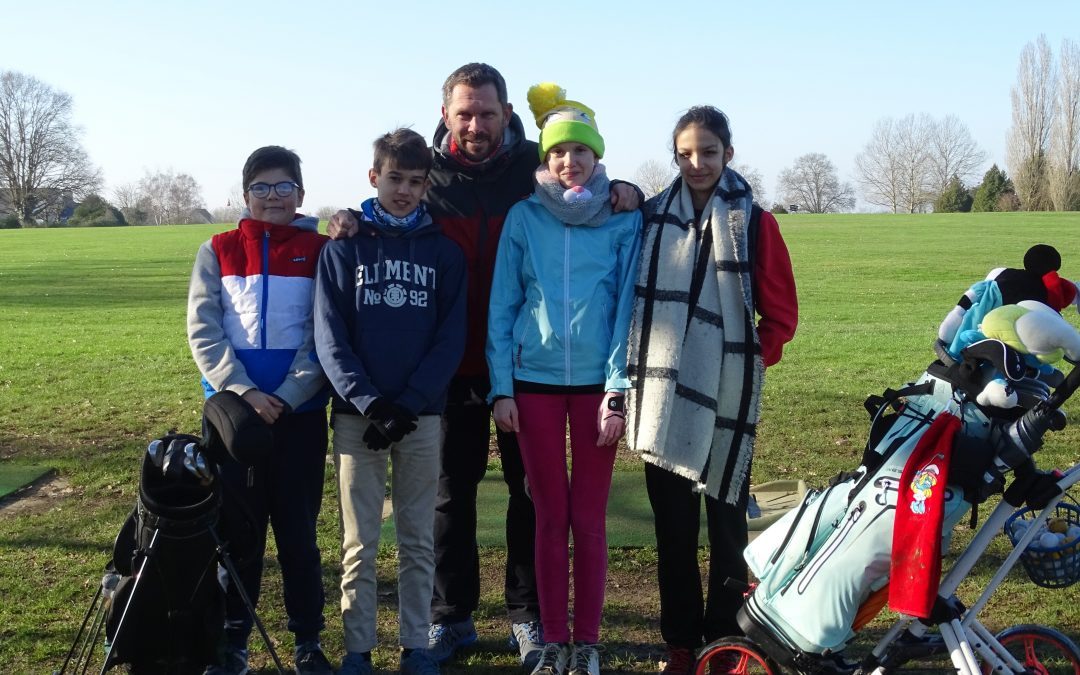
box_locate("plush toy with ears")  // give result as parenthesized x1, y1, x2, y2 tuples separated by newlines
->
(938, 244, 1080, 364)
(953, 301, 1080, 408)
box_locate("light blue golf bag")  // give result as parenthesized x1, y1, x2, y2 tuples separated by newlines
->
(737, 347, 1061, 667)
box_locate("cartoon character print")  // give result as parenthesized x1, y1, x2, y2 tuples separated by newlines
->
(908, 463, 940, 515)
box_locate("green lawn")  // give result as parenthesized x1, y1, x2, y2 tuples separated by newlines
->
(2, 214, 1080, 672)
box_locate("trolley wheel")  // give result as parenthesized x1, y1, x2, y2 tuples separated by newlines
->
(981, 624, 1080, 675)
(695, 637, 780, 675)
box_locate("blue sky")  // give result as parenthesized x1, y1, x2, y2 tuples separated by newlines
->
(2, 0, 1077, 213)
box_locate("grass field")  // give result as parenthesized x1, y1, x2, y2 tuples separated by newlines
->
(2, 212, 1080, 672)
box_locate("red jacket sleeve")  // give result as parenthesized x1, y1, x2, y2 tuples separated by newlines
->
(753, 211, 797, 367)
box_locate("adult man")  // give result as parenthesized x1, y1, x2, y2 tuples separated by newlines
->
(328, 63, 639, 669)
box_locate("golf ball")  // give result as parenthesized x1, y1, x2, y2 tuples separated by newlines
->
(1038, 532, 1061, 549)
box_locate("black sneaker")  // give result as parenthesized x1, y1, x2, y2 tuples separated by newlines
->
(295, 641, 333, 675)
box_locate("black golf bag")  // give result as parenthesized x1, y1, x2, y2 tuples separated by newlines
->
(104, 433, 226, 673)
(60, 390, 279, 675)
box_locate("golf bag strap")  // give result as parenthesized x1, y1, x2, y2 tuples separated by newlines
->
(863, 381, 935, 419)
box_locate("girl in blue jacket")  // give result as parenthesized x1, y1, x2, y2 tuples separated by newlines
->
(486, 83, 641, 675)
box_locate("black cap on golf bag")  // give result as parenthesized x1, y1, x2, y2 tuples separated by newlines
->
(200, 390, 274, 464)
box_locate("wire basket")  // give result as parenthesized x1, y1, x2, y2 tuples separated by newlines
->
(1004, 496, 1080, 589)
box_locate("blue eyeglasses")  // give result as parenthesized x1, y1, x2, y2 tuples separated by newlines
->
(246, 181, 300, 198)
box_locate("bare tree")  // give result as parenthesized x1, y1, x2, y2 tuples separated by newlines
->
(777, 152, 855, 213)
(0, 71, 101, 225)
(856, 116, 932, 212)
(112, 181, 150, 225)
(210, 184, 244, 223)
(315, 205, 338, 221)
(633, 159, 675, 198)
(728, 161, 767, 206)
(1008, 34, 1057, 211)
(855, 118, 905, 212)
(855, 114, 935, 213)
(894, 114, 935, 213)
(856, 113, 983, 213)
(1049, 38, 1080, 211)
(927, 115, 987, 197)
(137, 170, 205, 225)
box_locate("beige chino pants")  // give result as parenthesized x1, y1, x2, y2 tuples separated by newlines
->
(333, 413, 442, 653)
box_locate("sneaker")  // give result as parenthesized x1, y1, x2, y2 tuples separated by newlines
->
(402, 648, 442, 675)
(510, 620, 545, 669)
(426, 618, 479, 663)
(659, 646, 694, 675)
(531, 642, 571, 675)
(204, 646, 250, 675)
(568, 643, 601, 675)
(294, 641, 333, 675)
(337, 652, 374, 675)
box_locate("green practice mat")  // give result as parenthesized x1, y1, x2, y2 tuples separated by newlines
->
(0, 464, 52, 500)
(380, 471, 804, 548)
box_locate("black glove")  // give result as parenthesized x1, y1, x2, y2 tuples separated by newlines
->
(363, 398, 395, 421)
(362, 399, 418, 450)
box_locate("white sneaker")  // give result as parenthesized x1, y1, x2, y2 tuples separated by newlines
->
(568, 643, 601, 675)
(531, 642, 571, 675)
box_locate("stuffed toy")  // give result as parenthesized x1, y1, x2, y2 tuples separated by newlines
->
(938, 244, 1080, 364)
(952, 300, 1080, 408)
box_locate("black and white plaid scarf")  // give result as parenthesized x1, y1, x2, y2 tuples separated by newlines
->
(626, 168, 763, 503)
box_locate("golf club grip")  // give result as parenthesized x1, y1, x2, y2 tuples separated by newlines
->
(1045, 364, 1080, 410)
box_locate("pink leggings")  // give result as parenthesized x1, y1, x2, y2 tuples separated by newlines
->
(515, 392, 616, 644)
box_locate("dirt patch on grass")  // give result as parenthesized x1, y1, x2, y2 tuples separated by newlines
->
(0, 472, 73, 519)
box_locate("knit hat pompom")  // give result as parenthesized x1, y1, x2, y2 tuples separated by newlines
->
(526, 82, 605, 160)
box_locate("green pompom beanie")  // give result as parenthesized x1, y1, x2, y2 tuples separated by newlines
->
(527, 82, 605, 160)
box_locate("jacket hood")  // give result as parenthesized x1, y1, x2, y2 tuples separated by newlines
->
(432, 112, 529, 176)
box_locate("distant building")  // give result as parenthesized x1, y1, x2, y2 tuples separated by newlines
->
(188, 208, 214, 224)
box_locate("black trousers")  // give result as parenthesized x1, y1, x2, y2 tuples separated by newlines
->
(219, 408, 328, 648)
(431, 375, 539, 624)
(645, 462, 750, 649)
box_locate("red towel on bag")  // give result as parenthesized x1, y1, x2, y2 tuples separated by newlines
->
(888, 412, 960, 618)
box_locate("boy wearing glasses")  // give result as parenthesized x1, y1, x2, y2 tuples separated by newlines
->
(187, 145, 333, 674)
(313, 128, 466, 675)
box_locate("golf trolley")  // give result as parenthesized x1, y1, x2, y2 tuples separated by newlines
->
(57, 392, 287, 675)
(692, 361, 1080, 675)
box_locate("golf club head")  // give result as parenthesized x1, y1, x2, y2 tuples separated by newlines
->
(182, 452, 197, 477)
(162, 438, 187, 479)
(147, 439, 165, 469)
(193, 451, 213, 484)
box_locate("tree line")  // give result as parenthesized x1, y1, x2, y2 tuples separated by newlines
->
(3, 37, 1079, 226)
(634, 35, 1079, 215)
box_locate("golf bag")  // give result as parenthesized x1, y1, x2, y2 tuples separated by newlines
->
(738, 344, 1071, 666)
(60, 390, 281, 675)
(104, 433, 226, 673)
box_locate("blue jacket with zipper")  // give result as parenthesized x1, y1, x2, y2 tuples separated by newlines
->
(486, 194, 641, 400)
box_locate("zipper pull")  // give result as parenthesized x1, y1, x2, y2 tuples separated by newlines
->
(247, 466, 254, 487)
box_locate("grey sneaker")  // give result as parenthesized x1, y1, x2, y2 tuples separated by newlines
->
(510, 620, 545, 669)
(531, 642, 571, 675)
(204, 646, 249, 675)
(568, 643, 601, 675)
(402, 648, 442, 675)
(337, 652, 373, 675)
(294, 641, 333, 675)
(426, 618, 478, 663)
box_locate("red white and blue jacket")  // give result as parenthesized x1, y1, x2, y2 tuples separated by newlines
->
(187, 214, 330, 413)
